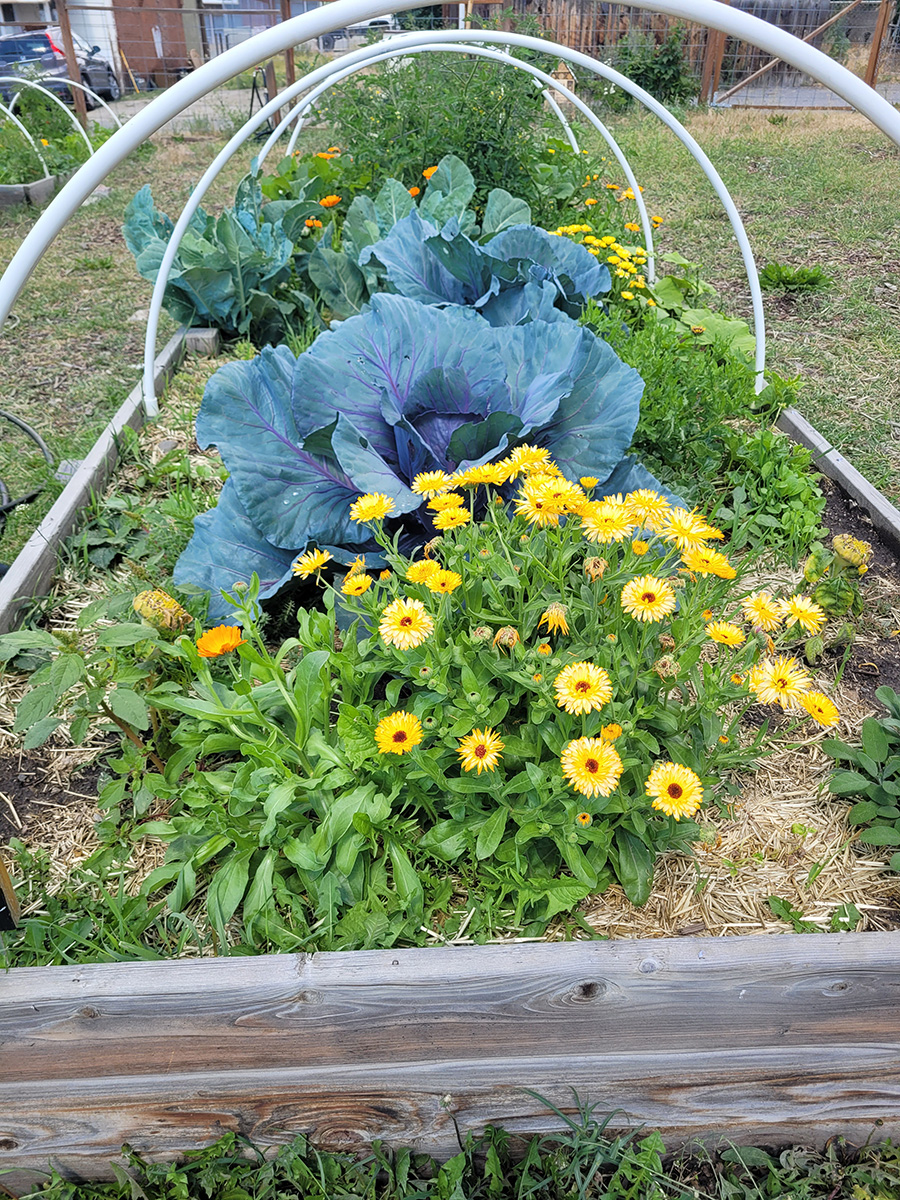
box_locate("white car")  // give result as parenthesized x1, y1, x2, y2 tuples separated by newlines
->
(318, 15, 401, 52)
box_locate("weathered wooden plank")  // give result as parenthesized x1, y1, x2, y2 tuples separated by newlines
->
(4, 935, 900, 1082)
(3, 934, 900, 1193)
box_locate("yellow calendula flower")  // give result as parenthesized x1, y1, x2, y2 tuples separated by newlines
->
(561, 737, 623, 798)
(425, 568, 463, 595)
(750, 655, 812, 709)
(631, 540, 649, 556)
(538, 602, 569, 636)
(581, 499, 634, 544)
(575, 811, 593, 826)
(681, 546, 736, 580)
(554, 661, 613, 715)
(662, 508, 723, 550)
(620, 575, 677, 623)
(779, 594, 827, 636)
(349, 492, 394, 523)
(196, 624, 246, 657)
(379, 569, 392, 581)
(504, 444, 553, 479)
(741, 591, 782, 632)
(374, 710, 423, 755)
(705, 621, 746, 647)
(800, 691, 840, 727)
(537, 643, 552, 656)
(626, 488, 671, 532)
(133, 589, 191, 633)
(412, 470, 452, 498)
(342, 573, 373, 596)
(428, 491, 464, 513)
(624, 222, 641, 232)
(292, 548, 333, 578)
(379, 597, 434, 650)
(432, 507, 471, 530)
(457, 727, 505, 774)
(459, 462, 509, 487)
(580, 476, 599, 488)
(621, 291, 634, 301)
(600, 723, 622, 741)
(645, 762, 703, 820)
(406, 559, 439, 584)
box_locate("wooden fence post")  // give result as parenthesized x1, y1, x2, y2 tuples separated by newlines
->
(56, 0, 88, 129)
(280, 0, 296, 93)
(864, 0, 893, 87)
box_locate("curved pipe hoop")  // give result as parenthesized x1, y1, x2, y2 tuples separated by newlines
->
(7, 75, 122, 130)
(144, 39, 655, 417)
(0, 76, 93, 156)
(4, 0, 900, 380)
(0, 97, 50, 176)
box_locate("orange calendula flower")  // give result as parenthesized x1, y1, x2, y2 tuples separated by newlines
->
(575, 811, 593, 826)
(319, 194, 341, 208)
(422, 165, 438, 179)
(457, 727, 505, 774)
(380, 597, 434, 650)
(538, 602, 569, 636)
(374, 710, 423, 755)
(379, 569, 392, 581)
(196, 625, 246, 657)
(409, 186, 421, 196)
(305, 217, 323, 229)
(645, 762, 703, 819)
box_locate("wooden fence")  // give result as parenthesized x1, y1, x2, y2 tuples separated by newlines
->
(4, 932, 900, 1195)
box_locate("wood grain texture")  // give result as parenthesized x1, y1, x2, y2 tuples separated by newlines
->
(3, 934, 900, 1191)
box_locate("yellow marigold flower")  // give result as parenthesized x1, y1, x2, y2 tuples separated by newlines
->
(292, 548, 333, 578)
(458, 727, 505, 774)
(750, 655, 812, 709)
(425, 568, 462, 595)
(406, 559, 439, 584)
(780, 594, 827, 636)
(647, 298, 657, 307)
(319, 194, 341, 208)
(412, 470, 452, 498)
(349, 492, 394, 523)
(379, 597, 434, 650)
(196, 624, 246, 657)
(600, 723, 622, 741)
(561, 737, 623, 798)
(731, 673, 744, 685)
(493, 626, 520, 651)
(620, 575, 677, 623)
(662, 507, 724, 550)
(626, 488, 671, 532)
(575, 811, 593, 826)
(538, 602, 569, 636)
(379, 569, 392, 581)
(705, 621, 746, 647)
(533, 672, 543, 682)
(681, 546, 736, 580)
(408, 185, 421, 197)
(645, 762, 703, 820)
(631, 540, 649, 556)
(800, 691, 840, 727)
(741, 591, 782, 632)
(427, 491, 464, 513)
(374, 710, 423, 755)
(625, 222, 640, 232)
(537, 642, 552, 656)
(554, 661, 613, 715)
(432, 507, 471, 530)
(621, 291, 634, 300)
(581, 499, 634, 544)
(422, 165, 438, 179)
(342, 573, 373, 596)
(580, 476, 599, 488)
(133, 589, 191, 633)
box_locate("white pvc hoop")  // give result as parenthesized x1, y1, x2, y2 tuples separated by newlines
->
(0, 98, 51, 177)
(1, 0, 898, 380)
(6, 75, 123, 130)
(0, 76, 93, 156)
(140, 31, 762, 414)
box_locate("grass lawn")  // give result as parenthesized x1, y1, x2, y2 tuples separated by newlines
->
(0, 103, 897, 571)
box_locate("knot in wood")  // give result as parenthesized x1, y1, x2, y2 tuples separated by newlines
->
(573, 980, 604, 1001)
(639, 958, 661, 974)
(297, 989, 322, 1004)
(78, 1005, 101, 1018)
(824, 979, 851, 994)
(0, 1138, 18, 1152)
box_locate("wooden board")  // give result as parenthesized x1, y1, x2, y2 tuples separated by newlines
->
(3, 933, 900, 1191)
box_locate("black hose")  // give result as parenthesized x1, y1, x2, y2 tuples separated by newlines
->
(0, 408, 55, 541)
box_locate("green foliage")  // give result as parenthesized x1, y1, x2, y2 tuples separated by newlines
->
(600, 26, 699, 108)
(760, 261, 833, 293)
(0, 88, 112, 185)
(823, 687, 900, 866)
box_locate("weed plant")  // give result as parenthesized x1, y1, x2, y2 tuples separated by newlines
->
(0, 88, 112, 185)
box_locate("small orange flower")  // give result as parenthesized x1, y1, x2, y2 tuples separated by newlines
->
(305, 217, 323, 229)
(537, 643, 552, 656)
(319, 194, 341, 208)
(575, 812, 593, 826)
(196, 625, 246, 657)
(408, 186, 421, 196)
(422, 165, 438, 180)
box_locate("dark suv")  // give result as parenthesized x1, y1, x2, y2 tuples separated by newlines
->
(0, 27, 120, 107)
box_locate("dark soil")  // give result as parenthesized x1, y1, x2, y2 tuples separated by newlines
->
(0, 751, 102, 848)
(818, 477, 900, 708)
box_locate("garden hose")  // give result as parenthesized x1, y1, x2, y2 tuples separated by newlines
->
(0, 409, 55, 573)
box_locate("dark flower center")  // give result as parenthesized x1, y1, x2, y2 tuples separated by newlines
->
(400, 616, 413, 627)
(667, 783, 683, 799)
(642, 591, 657, 603)
(393, 731, 408, 743)
(585, 758, 599, 774)
(575, 681, 590, 693)
(474, 744, 487, 758)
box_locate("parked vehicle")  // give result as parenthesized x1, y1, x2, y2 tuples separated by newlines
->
(318, 14, 400, 52)
(0, 27, 120, 107)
